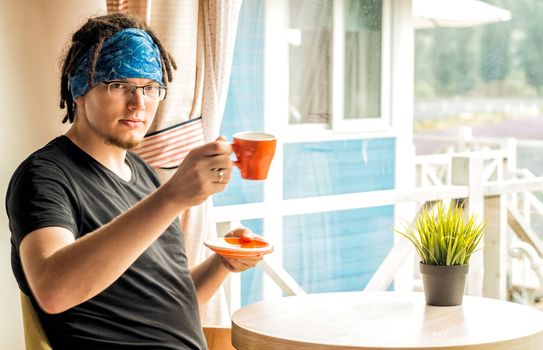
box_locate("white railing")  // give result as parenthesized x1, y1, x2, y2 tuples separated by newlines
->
(414, 129, 543, 303)
(215, 129, 543, 313)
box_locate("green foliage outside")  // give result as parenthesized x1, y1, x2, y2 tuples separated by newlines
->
(396, 202, 485, 266)
(415, 0, 543, 98)
(481, 23, 511, 83)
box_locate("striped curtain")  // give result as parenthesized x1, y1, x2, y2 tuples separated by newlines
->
(106, 0, 242, 325)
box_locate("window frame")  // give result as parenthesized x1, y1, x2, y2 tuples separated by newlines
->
(332, 0, 392, 132)
(265, 0, 392, 134)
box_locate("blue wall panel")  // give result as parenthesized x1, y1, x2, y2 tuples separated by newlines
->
(283, 138, 395, 199)
(283, 206, 394, 293)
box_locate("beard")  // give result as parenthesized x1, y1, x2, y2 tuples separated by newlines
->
(105, 137, 140, 150)
(80, 112, 146, 150)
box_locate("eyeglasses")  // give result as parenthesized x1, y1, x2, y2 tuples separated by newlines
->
(103, 81, 167, 101)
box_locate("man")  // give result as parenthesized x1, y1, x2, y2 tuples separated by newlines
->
(6, 13, 261, 349)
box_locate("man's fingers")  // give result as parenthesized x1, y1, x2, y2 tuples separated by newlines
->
(221, 256, 263, 272)
(223, 228, 257, 242)
(202, 140, 232, 157)
(206, 156, 234, 172)
(210, 168, 232, 185)
(241, 231, 255, 242)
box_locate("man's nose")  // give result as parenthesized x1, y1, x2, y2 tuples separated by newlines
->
(128, 87, 146, 110)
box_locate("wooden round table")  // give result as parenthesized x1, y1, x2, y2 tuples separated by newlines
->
(231, 291, 543, 349)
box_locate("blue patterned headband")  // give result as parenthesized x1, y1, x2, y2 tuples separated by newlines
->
(70, 28, 163, 99)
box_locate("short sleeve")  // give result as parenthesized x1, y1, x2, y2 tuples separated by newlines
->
(6, 157, 79, 250)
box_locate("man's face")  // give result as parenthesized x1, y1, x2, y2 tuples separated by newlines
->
(74, 78, 161, 150)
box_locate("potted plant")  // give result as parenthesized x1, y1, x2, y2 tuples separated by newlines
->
(397, 201, 485, 306)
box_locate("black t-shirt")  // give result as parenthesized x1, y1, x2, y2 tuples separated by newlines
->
(6, 136, 206, 350)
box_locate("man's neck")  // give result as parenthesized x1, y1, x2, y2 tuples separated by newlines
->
(65, 126, 132, 182)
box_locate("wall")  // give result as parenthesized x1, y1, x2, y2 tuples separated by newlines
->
(0, 1, 105, 347)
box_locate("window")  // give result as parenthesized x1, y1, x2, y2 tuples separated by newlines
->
(215, 0, 398, 306)
(286, 0, 386, 131)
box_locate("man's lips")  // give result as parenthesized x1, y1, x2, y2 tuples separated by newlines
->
(119, 119, 144, 128)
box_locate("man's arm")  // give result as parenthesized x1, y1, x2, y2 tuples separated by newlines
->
(19, 140, 232, 314)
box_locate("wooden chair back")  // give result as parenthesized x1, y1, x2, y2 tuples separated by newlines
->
(203, 325, 235, 350)
(20, 292, 52, 350)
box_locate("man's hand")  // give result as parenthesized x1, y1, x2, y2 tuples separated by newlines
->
(164, 136, 233, 208)
(191, 227, 273, 305)
(218, 227, 271, 272)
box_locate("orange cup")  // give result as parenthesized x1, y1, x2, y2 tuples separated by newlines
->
(232, 132, 276, 180)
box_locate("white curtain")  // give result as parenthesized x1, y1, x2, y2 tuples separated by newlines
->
(106, 0, 242, 325)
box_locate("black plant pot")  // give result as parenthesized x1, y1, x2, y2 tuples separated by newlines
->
(419, 263, 469, 306)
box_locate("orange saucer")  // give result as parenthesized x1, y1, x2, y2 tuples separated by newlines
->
(204, 237, 273, 258)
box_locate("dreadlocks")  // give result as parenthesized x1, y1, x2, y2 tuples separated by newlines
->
(59, 13, 177, 124)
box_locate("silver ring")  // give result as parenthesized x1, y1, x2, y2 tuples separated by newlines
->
(217, 169, 225, 183)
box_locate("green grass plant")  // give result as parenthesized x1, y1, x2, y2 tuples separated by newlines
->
(397, 201, 485, 266)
